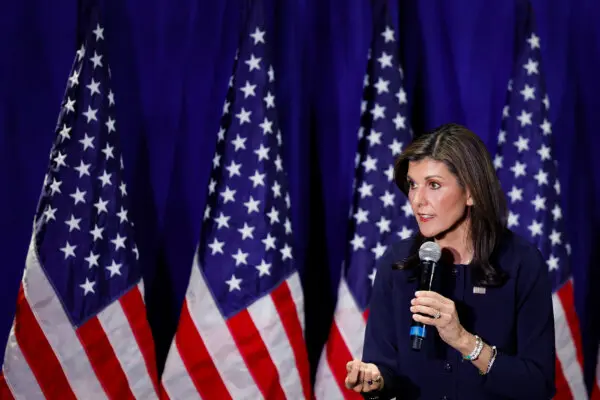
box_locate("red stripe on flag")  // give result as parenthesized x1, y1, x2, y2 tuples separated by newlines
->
(362, 308, 370, 322)
(591, 383, 600, 400)
(0, 373, 15, 399)
(553, 356, 574, 400)
(159, 383, 171, 400)
(557, 281, 585, 367)
(77, 316, 135, 399)
(326, 323, 363, 400)
(119, 287, 160, 393)
(227, 308, 287, 399)
(175, 302, 231, 399)
(271, 281, 312, 399)
(13, 285, 76, 399)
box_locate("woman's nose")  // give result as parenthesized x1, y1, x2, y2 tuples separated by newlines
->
(411, 187, 426, 208)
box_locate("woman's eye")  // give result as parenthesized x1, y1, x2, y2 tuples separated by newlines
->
(430, 182, 440, 189)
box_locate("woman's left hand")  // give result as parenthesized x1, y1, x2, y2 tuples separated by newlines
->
(410, 290, 466, 349)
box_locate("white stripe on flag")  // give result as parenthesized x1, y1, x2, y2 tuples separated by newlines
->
(248, 288, 303, 399)
(552, 294, 588, 399)
(287, 272, 305, 332)
(161, 340, 203, 400)
(335, 278, 367, 359)
(97, 285, 158, 400)
(187, 256, 263, 399)
(138, 280, 145, 302)
(23, 238, 108, 399)
(2, 326, 43, 399)
(314, 347, 345, 400)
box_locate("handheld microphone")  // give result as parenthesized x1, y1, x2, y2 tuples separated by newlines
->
(410, 241, 442, 351)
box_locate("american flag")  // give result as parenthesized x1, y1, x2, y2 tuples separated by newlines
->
(159, 3, 311, 399)
(0, 6, 160, 400)
(493, 14, 590, 400)
(314, 6, 416, 399)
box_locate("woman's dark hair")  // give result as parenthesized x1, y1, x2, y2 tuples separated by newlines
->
(393, 123, 508, 287)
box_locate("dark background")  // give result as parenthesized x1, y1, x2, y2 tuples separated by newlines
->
(1, 0, 599, 392)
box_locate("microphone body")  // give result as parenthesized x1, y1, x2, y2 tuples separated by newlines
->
(410, 242, 442, 351)
(410, 259, 438, 350)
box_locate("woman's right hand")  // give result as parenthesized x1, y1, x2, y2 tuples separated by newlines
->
(344, 359, 383, 393)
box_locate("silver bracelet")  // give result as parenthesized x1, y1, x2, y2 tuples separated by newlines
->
(463, 335, 484, 361)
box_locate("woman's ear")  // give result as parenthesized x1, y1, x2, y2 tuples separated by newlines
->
(466, 191, 474, 206)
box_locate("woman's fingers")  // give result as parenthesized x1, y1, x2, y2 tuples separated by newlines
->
(410, 304, 441, 318)
(361, 367, 373, 392)
(346, 360, 354, 373)
(352, 366, 365, 392)
(345, 361, 383, 392)
(344, 360, 360, 389)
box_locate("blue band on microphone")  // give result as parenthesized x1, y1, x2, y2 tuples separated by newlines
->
(410, 326, 426, 337)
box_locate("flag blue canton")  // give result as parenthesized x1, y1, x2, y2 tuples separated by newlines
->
(345, 12, 417, 311)
(197, 13, 295, 318)
(494, 27, 571, 290)
(34, 18, 141, 326)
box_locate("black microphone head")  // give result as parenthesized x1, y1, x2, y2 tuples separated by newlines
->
(418, 241, 441, 262)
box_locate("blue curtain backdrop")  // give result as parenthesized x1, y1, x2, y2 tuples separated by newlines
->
(1, 0, 599, 391)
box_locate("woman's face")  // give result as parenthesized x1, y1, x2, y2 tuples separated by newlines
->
(406, 158, 472, 239)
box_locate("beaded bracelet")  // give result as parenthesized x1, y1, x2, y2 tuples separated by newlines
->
(463, 335, 484, 361)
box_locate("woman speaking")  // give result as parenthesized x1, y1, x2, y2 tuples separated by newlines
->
(345, 123, 555, 399)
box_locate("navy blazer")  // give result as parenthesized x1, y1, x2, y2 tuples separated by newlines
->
(362, 230, 556, 399)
